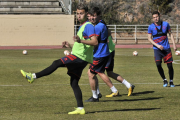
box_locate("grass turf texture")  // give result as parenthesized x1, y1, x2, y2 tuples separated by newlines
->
(0, 48, 180, 120)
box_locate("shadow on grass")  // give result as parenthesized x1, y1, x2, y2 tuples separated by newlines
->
(86, 108, 160, 114)
(121, 91, 155, 96)
(132, 91, 155, 96)
(54, 108, 161, 114)
(100, 97, 163, 102)
(174, 84, 180, 86)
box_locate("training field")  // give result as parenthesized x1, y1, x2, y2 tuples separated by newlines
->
(0, 48, 180, 120)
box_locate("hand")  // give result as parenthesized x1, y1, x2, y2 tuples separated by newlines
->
(73, 36, 81, 43)
(157, 45, 163, 50)
(174, 46, 177, 51)
(62, 41, 70, 48)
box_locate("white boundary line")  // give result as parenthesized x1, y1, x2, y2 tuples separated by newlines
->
(0, 82, 162, 87)
(173, 60, 180, 64)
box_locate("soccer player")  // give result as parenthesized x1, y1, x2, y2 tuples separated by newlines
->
(85, 7, 120, 102)
(20, 3, 98, 115)
(105, 30, 135, 96)
(87, 13, 135, 97)
(148, 11, 177, 87)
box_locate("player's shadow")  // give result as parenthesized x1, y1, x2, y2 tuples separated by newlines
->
(54, 108, 160, 114)
(174, 84, 180, 87)
(86, 108, 160, 114)
(132, 91, 155, 96)
(100, 97, 163, 102)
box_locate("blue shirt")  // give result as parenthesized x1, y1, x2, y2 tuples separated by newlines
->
(93, 20, 110, 58)
(78, 21, 95, 39)
(148, 21, 171, 50)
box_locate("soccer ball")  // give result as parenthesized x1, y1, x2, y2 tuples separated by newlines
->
(22, 50, 28, 55)
(175, 50, 180, 56)
(64, 50, 70, 56)
(133, 51, 138, 56)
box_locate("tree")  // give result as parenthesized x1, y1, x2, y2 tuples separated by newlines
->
(149, 0, 173, 14)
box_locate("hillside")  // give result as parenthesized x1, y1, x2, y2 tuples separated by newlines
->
(82, 0, 180, 24)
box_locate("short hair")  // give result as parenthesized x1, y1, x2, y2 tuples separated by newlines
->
(77, 3, 88, 13)
(152, 11, 160, 16)
(89, 7, 101, 16)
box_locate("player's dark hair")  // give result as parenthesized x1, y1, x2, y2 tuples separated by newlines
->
(89, 7, 101, 16)
(77, 3, 88, 13)
(152, 11, 160, 16)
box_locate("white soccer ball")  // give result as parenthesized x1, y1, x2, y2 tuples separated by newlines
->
(133, 51, 138, 56)
(64, 50, 70, 56)
(22, 50, 28, 55)
(175, 50, 180, 56)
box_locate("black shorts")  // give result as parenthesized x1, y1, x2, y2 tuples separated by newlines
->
(89, 56, 109, 74)
(154, 48, 173, 63)
(60, 54, 88, 78)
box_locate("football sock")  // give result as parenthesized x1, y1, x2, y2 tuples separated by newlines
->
(92, 90, 98, 99)
(170, 80, 173, 83)
(70, 76, 83, 107)
(32, 73, 36, 79)
(110, 86, 118, 93)
(122, 79, 131, 88)
(97, 86, 100, 94)
(78, 107, 84, 110)
(35, 59, 65, 78)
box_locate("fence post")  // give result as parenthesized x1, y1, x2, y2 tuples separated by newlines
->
(114, 25, 117, 44)
(135, 25, 137, 44)
(177, 24, 179, 43)
(74, 25, 77, 36)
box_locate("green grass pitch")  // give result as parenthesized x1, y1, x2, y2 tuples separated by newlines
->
(0, 48, 180, 120)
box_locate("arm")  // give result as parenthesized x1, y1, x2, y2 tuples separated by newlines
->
(168, 31, 177, 51)
(74, 35, 98, 46)
(148, 34, 164, 50)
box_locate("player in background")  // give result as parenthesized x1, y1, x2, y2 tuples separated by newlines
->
(85, 7, 120, 102)
(20, 3, 98, 115)
(148, 11, 177, 87)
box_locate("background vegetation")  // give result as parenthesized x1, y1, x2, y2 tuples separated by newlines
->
(72, 0, 179, 25)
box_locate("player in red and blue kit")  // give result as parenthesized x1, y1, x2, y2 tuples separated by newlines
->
(148, 11, 177, 87)
(85, 7, 120, 102)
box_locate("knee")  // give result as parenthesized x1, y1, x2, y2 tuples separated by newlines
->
(167, 63, 173, 69)
(107, 71, 113, 77)
(88, 69, 96, 80)
(156, 61, 162, 68)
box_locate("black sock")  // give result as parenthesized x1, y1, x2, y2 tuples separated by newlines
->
(35, 59, 65, 78)
(70, 76, 83, 107)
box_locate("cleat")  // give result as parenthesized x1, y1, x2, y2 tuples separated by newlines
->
(170, 82, 175, 87)
(163, 80, 168, 87)
(128, 85, 135, 96)
(98, 93, 102, 98)
(68, 108, 85, 115)
(20, 70, 34, 83)
(105, 91, 119, 97)
(85, 97, 99, 102)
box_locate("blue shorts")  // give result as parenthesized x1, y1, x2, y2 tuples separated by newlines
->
(89, 56, 109, 74)
(105, 51, 115, 71)
(60, 54, 88, 78)
(154, 48, 173, 63)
